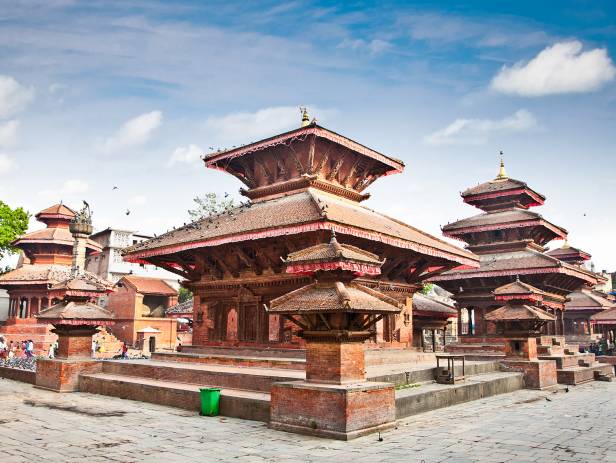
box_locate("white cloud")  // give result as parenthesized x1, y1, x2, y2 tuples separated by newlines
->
(38, 178, 90, 199)
(337, 38, 391, 55)
(424, 109, 537, 146)
(0, 154, 17, 175)
(128, 194, 147, 205)
(99, 110, 162, 153)
(0, 120, 19, 147)
(204, 106, 337, 145)
(0, 75, 34, 118)
(167, 144, 203, 166)
(491, 41, 616, 96)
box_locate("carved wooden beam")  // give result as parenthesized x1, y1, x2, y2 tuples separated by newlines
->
(255, 158, 274, 184)
(306, 134, 316, 174)
(326, 157, 345, 181)
(147, 257, 191, 279)
(287, 147, 304, 174)
(211, 250, 239, 278)
(236, 159, 257, 189)
(201, 255, 224, 279)
(341, 157, 361, 188)
(233, 245, 263, 275)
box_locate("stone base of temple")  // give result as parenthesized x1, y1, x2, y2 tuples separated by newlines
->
(35, 358, 103, 392)
(499, 359, 557, 390)
(555, 363, 614, 385)
(269, 380, 396, 440)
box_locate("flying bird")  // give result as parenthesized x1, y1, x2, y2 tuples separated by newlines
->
(112, 186, 119, 190)
(125, 209, 131, 216)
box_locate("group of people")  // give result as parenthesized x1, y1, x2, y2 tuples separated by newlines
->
(0, 337, 36, 359)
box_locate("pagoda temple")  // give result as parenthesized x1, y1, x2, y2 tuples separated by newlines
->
(546, 240, 613, 344)
(0, 203, 102, 350)
(123, 115, 478, 349)
(430, 159, 601, 349)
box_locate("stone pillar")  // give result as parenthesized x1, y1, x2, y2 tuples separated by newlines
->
(35, 325, 103, 393)
(26, 297, 31, 318)
(270, 333, 396, 440)
(305, 340, 365, 384)
(500, 336, 557, 390)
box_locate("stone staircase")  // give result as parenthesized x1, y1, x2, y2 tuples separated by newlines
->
(536, 336, 614, 385)
(78, 349, 525, 424)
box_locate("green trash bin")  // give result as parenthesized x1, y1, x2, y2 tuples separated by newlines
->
(199, 387, 221, 416)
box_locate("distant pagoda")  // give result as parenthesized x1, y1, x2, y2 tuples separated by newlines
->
(0, 203, 102, 350)
(124, 112, 478, 349)
(431, 158, 600, 342)
(546, 240, 611, 342)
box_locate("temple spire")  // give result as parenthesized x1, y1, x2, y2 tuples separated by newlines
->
(496, 151, 508, 180)
(300, 107, 310, 127)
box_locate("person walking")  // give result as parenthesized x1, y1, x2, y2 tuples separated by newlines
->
(0, 337, 7, 360)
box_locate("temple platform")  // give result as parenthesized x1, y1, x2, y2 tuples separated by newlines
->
(152, 346, 440, 372)
(446, 336, 615, 386)
(78, 354, 524, 427)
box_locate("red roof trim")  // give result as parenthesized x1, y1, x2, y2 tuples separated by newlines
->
(444, 219, 567, 239)
(124, 221, 479, 268)
(431, 265, 597, 284)
(463, 187, 545, 205)
(204, 125, 404, 173)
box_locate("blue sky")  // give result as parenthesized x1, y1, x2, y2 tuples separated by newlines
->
(0, 0, 615, 270)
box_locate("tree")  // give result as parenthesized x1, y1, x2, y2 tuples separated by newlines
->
(420, 283, 434, 295)
(188, 192, 235, 221)
(0, 201, 30, 274)
(178, 286, 193, 303)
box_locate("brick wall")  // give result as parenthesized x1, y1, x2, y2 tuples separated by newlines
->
(56, 329, 98, 359)
(36, 358, 103, 392)
(305, 341, 365, 384)
(270, 382, 395, 437)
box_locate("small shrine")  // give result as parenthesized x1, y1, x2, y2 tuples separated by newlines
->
(268, 233, 401, 439)
(485, 279, 558, 389)
(35, 203, 115, 392)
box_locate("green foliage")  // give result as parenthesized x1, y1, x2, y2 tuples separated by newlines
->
(420, 283, 434, 295)
(0, 201, 29, 262)
(178, 286, 193, 303)
(188, 192, 235, 221)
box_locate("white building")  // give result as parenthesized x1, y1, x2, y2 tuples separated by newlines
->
(86, 228, 182, 292)
(0, 289, 9, 321)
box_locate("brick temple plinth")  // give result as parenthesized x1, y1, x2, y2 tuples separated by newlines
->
(268, 234, 400, 439)
(486, 280, 559, 390)
(35, 203, 115, 392)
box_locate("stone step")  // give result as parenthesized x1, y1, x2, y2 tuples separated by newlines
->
(367, 361, 501, 386)
(78, 370, 525, 425)
(181, 346, 304, 359)
(538, 353, 595, 369)
(446, 343, 506, 354)
(78, 373, 270, 422)
(101, 359, 303, 392)
(556, 363, 614, 385)
(395, 372, 525, 419)
(151, 351, 305, 370)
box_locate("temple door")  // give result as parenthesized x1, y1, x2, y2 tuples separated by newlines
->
(236, 287, 261, 343)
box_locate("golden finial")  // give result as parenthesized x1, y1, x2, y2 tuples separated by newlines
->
(300, 107, 310, 127)
(496, 150, 508, 180)
(562, 238, 570, 249)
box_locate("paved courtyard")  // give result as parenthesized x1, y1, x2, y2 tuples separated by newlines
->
(0, 378, 615, 462)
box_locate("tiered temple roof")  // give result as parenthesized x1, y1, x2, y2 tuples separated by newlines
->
(123, 118, 478, 347)
(124, 122, 477, 283)
(432, 160, 600, 342)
